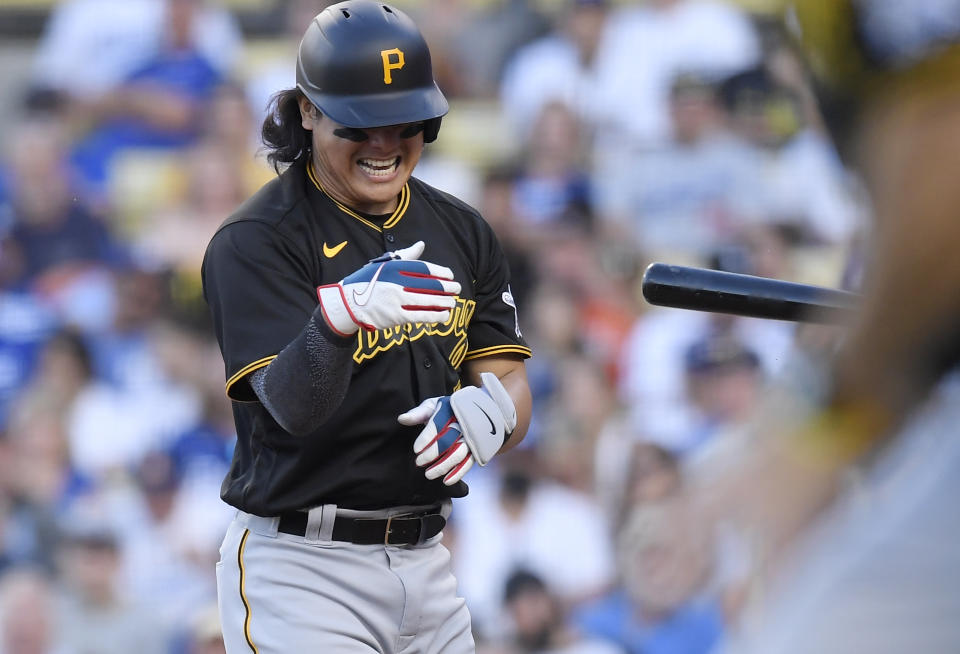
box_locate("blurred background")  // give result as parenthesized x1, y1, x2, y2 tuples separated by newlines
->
(0, 1, 870, 652)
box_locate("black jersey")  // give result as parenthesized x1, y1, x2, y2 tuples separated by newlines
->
(201, 157, 531, 515)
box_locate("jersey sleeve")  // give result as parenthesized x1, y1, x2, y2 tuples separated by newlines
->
(202, 219, 318, 401)
(463, 222, 532, 362)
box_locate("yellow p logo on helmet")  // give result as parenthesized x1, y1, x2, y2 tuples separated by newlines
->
(381, 47, 405, 84)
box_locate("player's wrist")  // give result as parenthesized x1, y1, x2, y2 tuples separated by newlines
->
(316, 284, 362, 336)
(449, 374, 515, 466)
(479, 372, 518, 435)
(310, 305, 357, 346)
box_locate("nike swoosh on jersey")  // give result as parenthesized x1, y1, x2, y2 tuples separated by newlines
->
(474, 402, 497, 435)
(352, 263, 385, 307)
(323, 240, 348, 258)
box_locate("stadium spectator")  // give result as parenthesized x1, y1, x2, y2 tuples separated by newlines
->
(682, 332, 765, 451)
(432, 0, 550, 98)
(55, 523, 168, 654)
(64, 276, 201, 482)
(148, 319, 235, 567)
(31, 0, 240, 101)
(24, 330, 93, 416)
(617, 234, 796, 451)
(617, 442, 682, 519)
(3, 390, 77, 573)
(717, 67, 864, 245)
(475, 166, 538, 308)
(590, 0, 760, 149)
(500, 0, 611, 136)
(496, 569, 621, 654)
(3, 118, 119, 287)
(5, 330, 96, 517)
(453, 455, 614, 641)
(0, 289, 57, 430)
(167, 381, 235, 490)
(618, 309, 792, 453)
(519, 282, 581, 448)
(200, 82, 273, 191)
(118, 451, 218, 637)
(573, 505, 726, 654)
(510, 102, 593, 233)
(593, 74, 745, 258)
(67, 0, 232, 198)
(535, 353, 619, 493)
(524, 222, 638, 393)
(132, 140, 251, 277)
(0, 568, 69, 654)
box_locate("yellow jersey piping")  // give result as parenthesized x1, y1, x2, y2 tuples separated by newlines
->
(463, 345, 532, 361)
(238, 529, 260, 654)
(225, 356, 277, 399)
(307, 161, 410, 232)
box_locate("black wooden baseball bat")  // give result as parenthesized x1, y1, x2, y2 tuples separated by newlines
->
(641, 263, 860, 324)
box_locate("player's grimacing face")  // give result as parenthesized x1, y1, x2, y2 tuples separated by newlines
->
(300, 98, 424, 215)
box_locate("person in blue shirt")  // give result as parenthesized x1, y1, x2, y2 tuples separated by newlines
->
(68, 0, 225, 196)
(573, 504, 725, 654)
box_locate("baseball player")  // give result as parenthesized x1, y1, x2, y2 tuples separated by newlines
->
(201, 3, 532, 652)
(658, 1, 960, 652)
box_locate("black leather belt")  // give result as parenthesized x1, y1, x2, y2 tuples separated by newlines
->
(277, 508, 446, 545)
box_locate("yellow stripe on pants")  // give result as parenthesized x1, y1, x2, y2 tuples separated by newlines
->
(238, 529, 260, 654)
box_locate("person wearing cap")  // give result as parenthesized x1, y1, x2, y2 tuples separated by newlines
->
(683, 333, 763, 452)
(201, 2, 532, 651)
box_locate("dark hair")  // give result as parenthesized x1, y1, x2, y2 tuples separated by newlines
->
(46, 327, 94, 381)
(503, 569, 547, 604)
(261, 88, 312, 173)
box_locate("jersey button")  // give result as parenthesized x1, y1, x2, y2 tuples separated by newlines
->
(423, 358, 432, 369)
(385, 233, 396, 244)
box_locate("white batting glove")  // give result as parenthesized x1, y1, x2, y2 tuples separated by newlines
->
(316, 241, 461, 336)
(398, 372, 518, 485)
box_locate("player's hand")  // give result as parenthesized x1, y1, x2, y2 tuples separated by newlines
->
(398, 372, 518, 485)
(316, 241, 461, 336)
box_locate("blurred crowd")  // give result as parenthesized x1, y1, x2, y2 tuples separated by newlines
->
(0, 1, 868, 653)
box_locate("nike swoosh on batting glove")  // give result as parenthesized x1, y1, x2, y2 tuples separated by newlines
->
(399, 373, 518, 486)
(317, 240, 461, 336)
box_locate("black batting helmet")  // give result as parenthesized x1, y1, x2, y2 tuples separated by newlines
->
(296, 1, 448, 142)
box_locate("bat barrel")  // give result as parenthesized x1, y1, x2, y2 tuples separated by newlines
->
(641, 263, 859, 324)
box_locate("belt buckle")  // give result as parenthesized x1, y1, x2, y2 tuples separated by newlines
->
(384, 515, 395, 545)
(384, 514, 425, 545)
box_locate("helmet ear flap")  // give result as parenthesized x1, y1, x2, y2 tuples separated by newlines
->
(423, 117, 442, 143)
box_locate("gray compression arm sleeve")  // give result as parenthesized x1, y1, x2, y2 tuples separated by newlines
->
(249, 307, 354, 436)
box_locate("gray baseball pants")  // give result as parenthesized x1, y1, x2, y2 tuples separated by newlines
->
(216, 503, 475, 653)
